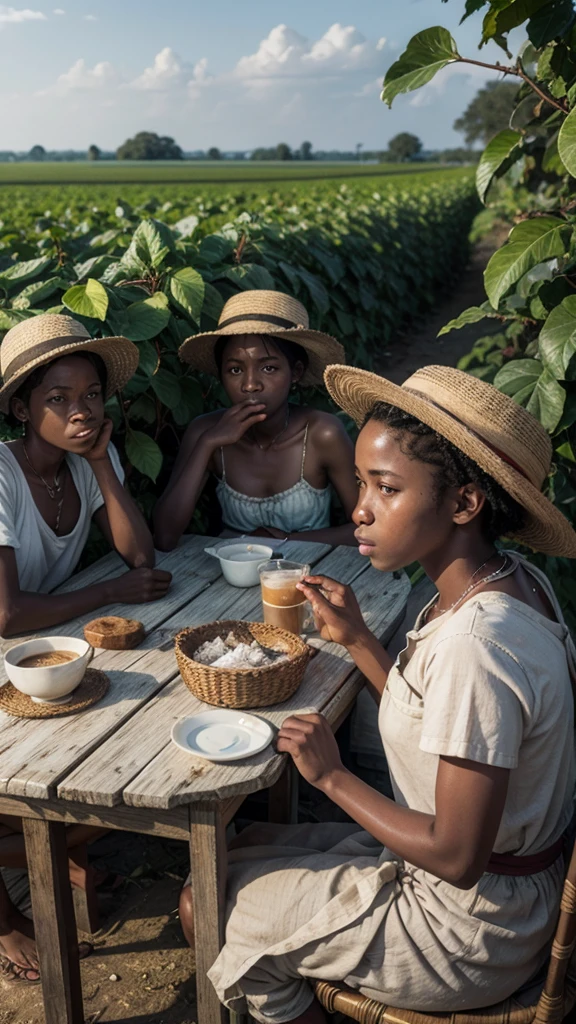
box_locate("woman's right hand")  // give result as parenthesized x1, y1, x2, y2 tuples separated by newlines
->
(202, 402, 267, 449)
(297, 575, 370, 649)
(110, 567, 173, 605)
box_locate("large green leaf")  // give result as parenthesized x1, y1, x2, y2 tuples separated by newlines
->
(482, 0, 549, 44)
(11, 276, 67, 310)
(476, 129, 523, 203)
(198, 235, 235, 265)
(527, 0, 575, 47)
(558, 106, 576, 176)
(150, 368, 181, 409)
(172, 376, 204, 426)
(125, 429, 163, 482)
(381, 27, 459, 107)
(122, 293, 171, 342)
(484, 217, 567, 307)
(538, 295, 576, 377)
(0, 256, 53, 289)
(129, 218, 175, 269)
(62, 278, 109, 321)
(437, 303, 499, 337)
(169, 267, 205, 321)
(494, 358, 566, 430)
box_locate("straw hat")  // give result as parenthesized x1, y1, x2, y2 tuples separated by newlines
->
(178, 290, 344, 387)
(324, 363, 576, 558)
(0, 314, 139, 413)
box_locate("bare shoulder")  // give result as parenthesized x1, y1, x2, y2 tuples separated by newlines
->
(305, 408, 353, 449)
(181, 409, 225, 444)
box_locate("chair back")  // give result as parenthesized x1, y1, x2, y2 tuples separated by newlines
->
(534, 834, 576, 1024)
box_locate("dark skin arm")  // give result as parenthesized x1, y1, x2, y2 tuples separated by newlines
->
(153, 403, 267, 551)
(0, 547, 171, 637)
(87, 419, 155, 569)
(281, 575, 509, 887)
(277, 715, 509, 889)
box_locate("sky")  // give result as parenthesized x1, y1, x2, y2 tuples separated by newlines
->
(0, 0, 517, 152)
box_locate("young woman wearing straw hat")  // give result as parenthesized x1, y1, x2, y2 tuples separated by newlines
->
(0, 313, 172, 637)
(181, 365, 576, 1022)
(154, 290, 358, 549)
(0, 313, 172, 982)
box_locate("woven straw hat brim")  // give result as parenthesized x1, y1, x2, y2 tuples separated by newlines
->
(324, 365, 576, 559)
(179, 325, 345, 388)
(0, 335, 139, 414)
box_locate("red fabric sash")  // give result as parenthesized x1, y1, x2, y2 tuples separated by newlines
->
(487, 834, 565, 876)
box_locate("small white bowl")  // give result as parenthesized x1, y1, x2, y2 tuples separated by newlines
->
(4, 636, 93, 704)
(204, 542, 274, 588)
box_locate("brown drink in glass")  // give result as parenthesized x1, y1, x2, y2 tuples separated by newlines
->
(259, 560, 310, 635)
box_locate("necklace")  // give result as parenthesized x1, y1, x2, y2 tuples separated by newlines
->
(428, 552, 510, 620)
(23, 442, 65, 532)
(251, 408, 290, 452)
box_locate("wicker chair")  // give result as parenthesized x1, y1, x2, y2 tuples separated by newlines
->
(314, 838, 576, 1024)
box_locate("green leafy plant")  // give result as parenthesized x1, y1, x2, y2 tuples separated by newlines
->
(0, 172, 477, 529)
(383, 0, 576, 622)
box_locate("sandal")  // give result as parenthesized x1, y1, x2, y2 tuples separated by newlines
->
(0, 941, 92, 985)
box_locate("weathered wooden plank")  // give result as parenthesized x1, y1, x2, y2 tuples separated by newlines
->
(189, 803, 228, 1024)
(123, 570, 409, 807)
(22, 818, 84, 1024)
(56, 542, 339, 806)
(0, 535, 222, 667)
(0, 793, 190, 840)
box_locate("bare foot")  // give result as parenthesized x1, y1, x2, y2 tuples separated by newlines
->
(0, 908, 39, 971)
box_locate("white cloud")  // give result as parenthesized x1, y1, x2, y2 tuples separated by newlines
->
(53, 7, 65, 13)
(0, 5, 45, 24)
(84, 13, 97, 20)
(51, 58, 118, 92)
(131, 46, 189, 91)
(235, 23, 386, 80)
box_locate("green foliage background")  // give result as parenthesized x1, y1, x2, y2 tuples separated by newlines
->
(0, 170, 477, 535)
(383, 0, 576, 622)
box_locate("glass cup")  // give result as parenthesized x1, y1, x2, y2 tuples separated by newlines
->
(258, 560, 310, 635)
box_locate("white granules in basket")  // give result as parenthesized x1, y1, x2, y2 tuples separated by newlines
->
(193, 632, 287, 670)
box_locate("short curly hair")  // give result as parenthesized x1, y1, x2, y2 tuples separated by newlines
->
(363, 401, 526, 542)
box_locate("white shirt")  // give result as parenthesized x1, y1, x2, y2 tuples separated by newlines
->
(0, 442, 124, 593)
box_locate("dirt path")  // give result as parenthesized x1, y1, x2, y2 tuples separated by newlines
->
(0, 228, 506, 1024)
(377, 229, 506, 384)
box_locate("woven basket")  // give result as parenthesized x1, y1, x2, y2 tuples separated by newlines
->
(174, 620, 311, 709)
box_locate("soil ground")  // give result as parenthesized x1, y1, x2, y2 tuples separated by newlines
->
(0, 229, 505, 1024)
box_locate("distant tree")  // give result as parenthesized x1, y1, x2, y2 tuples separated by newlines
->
(251, 147, 276, 160)
(275, 142, 292, 161)
(454, 81, 519, 146)
(300, 140, 313, 160)
(29, 144, 46, 162)
(87, 144, 101, 161)
(387, 133, 422, 162)
(116, 131, 183, 160)
(207, 147, 222, 160)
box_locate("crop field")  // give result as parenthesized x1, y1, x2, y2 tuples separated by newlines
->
(0, 159, 450, 186)
(0, 165, 477, 508)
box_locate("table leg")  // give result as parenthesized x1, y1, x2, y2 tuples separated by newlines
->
(190, 802, 228, 1024)
(268, 760, 298, 824)
(22, 818, 84, 1024)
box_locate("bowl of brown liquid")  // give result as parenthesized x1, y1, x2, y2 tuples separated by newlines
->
(3, 636, 93, 703)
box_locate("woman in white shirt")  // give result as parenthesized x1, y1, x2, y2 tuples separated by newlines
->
(0, 313, 171, 636)
(0, 313, 171, 982)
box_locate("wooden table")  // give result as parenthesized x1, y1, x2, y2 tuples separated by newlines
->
(0, 535, 410, 1024)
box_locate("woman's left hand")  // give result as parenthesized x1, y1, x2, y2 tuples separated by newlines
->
(276, 713, 344, 789)
(82, 419, 113, 463)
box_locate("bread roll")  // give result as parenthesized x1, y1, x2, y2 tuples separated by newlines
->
(84, 616, 144, 650)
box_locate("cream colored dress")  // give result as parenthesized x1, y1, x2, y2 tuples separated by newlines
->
(208, 556, 575, 1023)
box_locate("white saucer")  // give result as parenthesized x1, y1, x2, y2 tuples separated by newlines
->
(171, 710, 274, 763)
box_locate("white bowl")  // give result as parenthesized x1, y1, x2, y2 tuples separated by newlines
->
(204, 542, 274, 588)
(4, 636, 93, 704)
